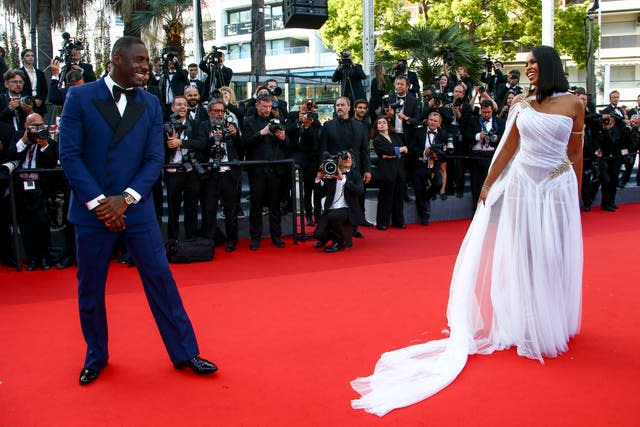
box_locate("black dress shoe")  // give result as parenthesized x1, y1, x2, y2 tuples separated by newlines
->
(271, 238, 285, 248)
(26, 259, 38, 271)
(55, 256, 75, 269)
(611, 204, 619, 210)
(79, 368, 100, 385)
(314, 241, 327, 249)
(420, 215, 430, 226)
(225, 242, 237, 252)
(352, 229, 364, 238)
(250, 241, 260, 250)
(362, 221, 375, 227)
(40, 258, 50, 270)
(306, 217, 315, 226)
(174, 356, 218, 375)
(602, 205, 616, 212)
(324, 242, 345, 253)
(393, 224, 407, 229)
(455, 192, 464, 199)
(376, 225, 387, 231)
(582, 205, 591, 212)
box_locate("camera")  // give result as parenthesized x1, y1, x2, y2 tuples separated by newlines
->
(483, 57, 493, 72)
(338, 51, 353, 68)
(160, 48, 180, 73)
(482, 130, 498, 146)
(268, 118, 284, 134)
(27, 125, 50, 144)
(208, 117, 234, 170)
(204, 45, 227, 67)
(181, 151, 206, 176)
(164, 112, 187, 135)
(432, 89, 452, 108)
(382, 94, 403, 110)
(0, 160, 20, 179)
(453, 97, 464, 107)
(319, 151, 350, 177)
(269, 86, 283, 97)
(20, 96, 35, 106)
(601, 116, 611, 126)
(55, 32, 83, 68)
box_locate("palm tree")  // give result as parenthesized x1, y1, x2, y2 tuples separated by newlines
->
(0, 0, 88, 70)
(105, 0, 147, 38)
(391, 24, 483, 85)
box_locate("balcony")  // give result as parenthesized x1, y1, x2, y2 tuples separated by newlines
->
(601, 34, 640, 49)
(224, 17, 285, 37)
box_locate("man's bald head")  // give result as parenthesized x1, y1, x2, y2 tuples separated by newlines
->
(25, 113, 45, 127)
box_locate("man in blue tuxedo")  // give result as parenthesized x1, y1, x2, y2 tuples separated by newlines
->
(59, 36, 217, 386)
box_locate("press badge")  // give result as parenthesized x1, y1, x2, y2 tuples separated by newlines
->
(621, 149, 629, 155)
(24, 180, 36, 190)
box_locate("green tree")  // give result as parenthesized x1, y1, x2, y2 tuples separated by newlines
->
(94, 9, 113, 77)
(0, 0, 89, 70)
(555, 3, 599, 70)
(319, 0, 411, 63)
(106, 0, 147, 38)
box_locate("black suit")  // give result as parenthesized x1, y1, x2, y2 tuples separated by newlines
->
(8, 135, 58, 264)
(187, 79, 205, 96)
(332, 64, 366, 105)
(0, 121, 15, 264)
(65, 62, 96, 83)
(373, 133, 407, 228)
(159, 69, 189, 116)
(164, 117, 206, 240)
(470, 115, 504, 205)
(243, 111, 289, 242)
(48, 77, 68, 106)
(199, 60, 233, 100)
(20, 66, 48, 116)
(0, 93, 29, 132)
(319, 118, 371, 176)
(313, 169, 365, 246)
(412, 126, 448, 220)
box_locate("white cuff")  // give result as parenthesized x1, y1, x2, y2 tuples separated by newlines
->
(16, 140, 27, 152)
(86, 194, 106, 210)
(124, 187, 142, 203)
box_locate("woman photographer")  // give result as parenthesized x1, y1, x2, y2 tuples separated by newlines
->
(371, 116, 408, 230)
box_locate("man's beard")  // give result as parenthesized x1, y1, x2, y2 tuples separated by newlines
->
(188, 101, 198, 108)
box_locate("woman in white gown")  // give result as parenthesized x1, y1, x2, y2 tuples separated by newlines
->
(351, 46, 586, 416)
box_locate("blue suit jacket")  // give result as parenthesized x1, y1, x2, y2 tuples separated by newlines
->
(59, 78, 164, 227)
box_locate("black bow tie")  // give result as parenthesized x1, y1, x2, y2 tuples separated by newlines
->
(190, 80, 198, 83)
(397, 96, 406, 100)
(428, 130, 437, 135)
(112, 85, 135, 102)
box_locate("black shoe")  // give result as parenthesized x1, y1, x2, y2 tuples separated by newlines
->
(79, 368, 100, 385)
(582, 205, 591, 212)
(602, 205, 616, 212)
(362, 221, 375, 227)
(324, 242, 345, 253)
(420, 215, 430, 226)
(376, 225, 387, 231)
(352, 229, 365, 238)
(314, 241, 327, 249)
(40, 258, 50, 270)
(26, 259, 38, 271)
(271, 238, 285, 248)
(174, 356, 218, 375)
(225, 242, 237, 252)
(56, 256, 75, 269)
(250, 240, 260, 251)
(611, 204, 619, 210)
(393, 224, 407, 229)
(455, 192, 464, 199)
(439, 193, 447, 201)
(306, 217, 315, 226)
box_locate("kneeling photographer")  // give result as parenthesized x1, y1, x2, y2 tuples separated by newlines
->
(164, 96, 207, 241)
(200, 99, 242, 253)
(313, 151, 365, 252)
(7, 113, 58, 270)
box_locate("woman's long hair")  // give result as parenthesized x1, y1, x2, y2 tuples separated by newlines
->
(370, 116, 395, 141)
(374, 64, 387, 92)
(531, 45, 569, 104)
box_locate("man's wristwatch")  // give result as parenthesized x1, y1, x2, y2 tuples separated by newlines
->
(122, 191, 137, 205)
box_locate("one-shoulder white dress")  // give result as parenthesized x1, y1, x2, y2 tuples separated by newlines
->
(351, 94, 583, 416)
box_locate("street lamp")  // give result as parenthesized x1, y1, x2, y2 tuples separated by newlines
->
(585, 0, 599, 100)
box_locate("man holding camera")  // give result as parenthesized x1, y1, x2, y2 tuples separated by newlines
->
(390, 59, 420, 98)
(265, 79, 288, 118)
(200, 49, 233, 102)
(286, 99, 322, 226)
(160, 54, 189, 119)
(412, 112, 449, 226)
(470, 100, 504, 207)
(68, 44, 96, 83)
(242, 93, 289, 250)
(7, 113, 57, 270)
(1, 69, 34, 132)
(313, 151, 365, 252)
(200, 99, 242, 252)
(332, 50, 366, 108)
(164, 96, 206, 241)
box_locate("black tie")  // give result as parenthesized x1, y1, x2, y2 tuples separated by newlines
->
(113, 85, 135, 102)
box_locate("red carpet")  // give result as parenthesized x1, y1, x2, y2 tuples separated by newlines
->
(1, 205, 639, 426)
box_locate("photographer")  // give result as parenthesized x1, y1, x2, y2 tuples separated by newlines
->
(64, 38, 96, 83)
(242, 93, 289, 250)
(200, 99, 242, 253)
(450, 66, 475, 103)
(19, 49, 47, 116)
(0, 69, 33, 132)
(390, 59, 421, 98)
(470, 100, 504, 207)
(448, 84, 474, 198)
(411, 112, 449, 226)
(286, 99, 321, 226)
(0, 120, 15, 267)
(7, 113, 58, 270)
(480, 59, 506, 100)
(266, 79, 288, 118)
(313, 151, 365, 252)
(159, 51, 189, 119)
(199, 47, 233, 102)
(164, 96, 207, 241)
(332, 50, 366, 108)
(49, 59, 84, 106)
(576, 88, 603, 212)
(495, 70, 522, 105)
(184, 86, 208, 122)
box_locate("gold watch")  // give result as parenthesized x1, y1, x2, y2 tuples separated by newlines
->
(122, 191, 136, 205)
